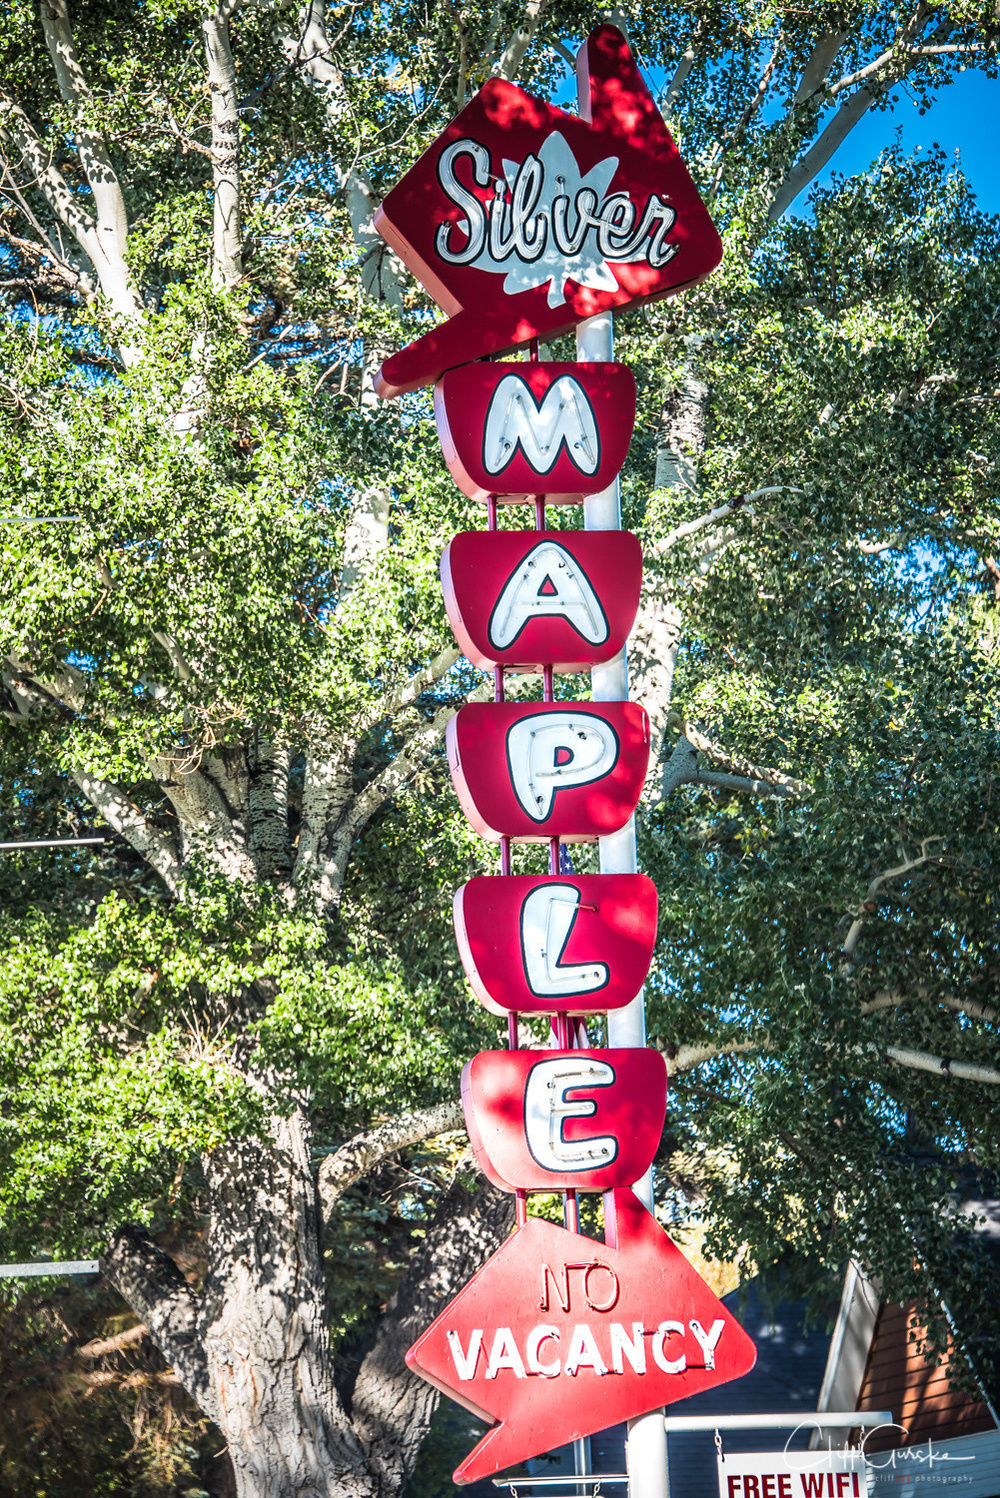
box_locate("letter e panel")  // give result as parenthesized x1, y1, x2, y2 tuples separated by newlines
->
(462, 1047, 667, 1192)
(441, 530, 642, 672)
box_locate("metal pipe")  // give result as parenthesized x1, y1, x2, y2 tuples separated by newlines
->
(662, 1412, 893, 1432)
(0, 516, 82, 526)
(578, 307, 667, 1498)
(0, 1261, 99, 1278)
(493, 1478, 626, 1489)
(0, 837, 106, 850)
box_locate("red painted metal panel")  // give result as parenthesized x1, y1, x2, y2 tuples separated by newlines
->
(374, 26, 723, 397)
(440, 529, 642, 671)
(434, 362, 636, 504)
(462, 1047, 667, 1192)
(454, 873, 657, 1016)
(406, 1187, 757, 1484)
(447, 701, 650, 841)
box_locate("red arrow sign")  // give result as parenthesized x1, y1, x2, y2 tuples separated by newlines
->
(406, 1188, 757, 1485)
(447, 702, 650, 842)
(374, 26, 722, 397)
(441, 530, 642, 673)
(462, 1048, 667, 1192)
(435, 362, 636, 504)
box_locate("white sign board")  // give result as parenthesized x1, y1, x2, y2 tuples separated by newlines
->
(718, 1452, 869, 1498)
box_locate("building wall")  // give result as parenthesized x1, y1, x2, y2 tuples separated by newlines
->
(858, 1301, 995, 1450)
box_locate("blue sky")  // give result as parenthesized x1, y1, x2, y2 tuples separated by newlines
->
(791, 67, 999, 215)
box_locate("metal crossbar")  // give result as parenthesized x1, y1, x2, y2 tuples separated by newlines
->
(662, 1411, 892, 1432)
(0, 1261, 99, 1278)
(0, 838, 106, 850)
(493, 1480, 627, 1491)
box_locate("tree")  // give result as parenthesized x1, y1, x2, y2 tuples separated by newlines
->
(1, 2, 999, 1494)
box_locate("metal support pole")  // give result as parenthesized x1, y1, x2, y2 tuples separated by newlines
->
(0, 1260, 99, 1278)
(578, 308, 669, 1498)
(0, 837, 105, 851)
(661, 1412, 893, 1432)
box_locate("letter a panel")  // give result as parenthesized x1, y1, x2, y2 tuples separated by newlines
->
(441, 530, 642, 672)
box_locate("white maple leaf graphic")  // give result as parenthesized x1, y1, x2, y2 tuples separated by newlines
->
(468, 132, 622, 309)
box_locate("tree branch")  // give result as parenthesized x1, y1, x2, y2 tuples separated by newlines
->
(339, 486, 390, 599)
(708, 30, 785, 197)
(101, 1225, 218, 1424)
(668, 1039, 759, 1074)
(150, 629, 194, 681)
(247, 739, 292, 882)
(70, 770, 182, 892)
(335, 679, 494, 849)
(350, 1171, 514, 1493)
(692, 768, 801, 798)
(683, 722, 808, 795)
(766, 4, 939, 221)
(0, 100, 102, 280)
(0, 156, 95, 296)
(369, 646, 463, 730)
(496, 0, 550, 82)
(153, 760, 257, 884)
(841, 837, 947, 962)
(666, 1035, 1000, 1089)
(663, 23, 706, 118)
(630, 581, 684, 781)
(37, 0, 140, 326)
(652, 486, 800, 555)
(281, 1, 406, 309)
(318, 1100, 464, 1224)
(880, 1045, 1000, 1087)
(659, 721, 807, 805)
(292, 748, 353, 891)
(203, 8, 242, 287)
(860, 988, 997, 1026)
(793, 28, 850, 104)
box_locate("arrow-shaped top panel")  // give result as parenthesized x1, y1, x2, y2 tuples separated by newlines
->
(374, 26, 722, 397)
(407, 1188, 756, 1485)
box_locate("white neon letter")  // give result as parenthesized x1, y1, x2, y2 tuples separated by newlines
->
(525, 1324, 561, 1377)
(483, 374, 600, 477)
(689, 1318, 725, 1370)
(446, 1328, 484, 1381)
(506, 712, 618, 823)
(651, 1321, 686, 1374)
(488, 541, 608, 650)
(520, 883, 608, 1000)
(524, 1056, 617, 1172)
(563, 1323, 608, 1377)
(609, 1322, 647, 1374)
(485, 1327, 526, 1380)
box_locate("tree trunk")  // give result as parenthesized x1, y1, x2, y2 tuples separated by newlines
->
(350, 1174, 515, 1491)
(197, 1109, 373, 1498)
(105, 1111, 516, 1497)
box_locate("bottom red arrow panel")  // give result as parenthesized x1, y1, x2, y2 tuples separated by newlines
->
(406, 1188, 756, 1485)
